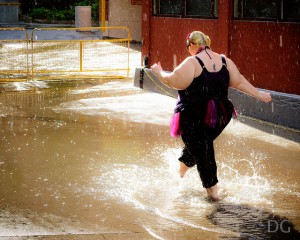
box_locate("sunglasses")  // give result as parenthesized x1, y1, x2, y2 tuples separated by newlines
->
(186, 41, 193, 50)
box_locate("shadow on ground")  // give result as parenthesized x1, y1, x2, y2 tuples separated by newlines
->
(208, 203, 300, 240)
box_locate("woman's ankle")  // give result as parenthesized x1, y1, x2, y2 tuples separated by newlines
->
(206, 184, 220, 200)
(178, 162, 189, 177)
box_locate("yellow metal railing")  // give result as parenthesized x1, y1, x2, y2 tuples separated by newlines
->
(0, 28, 29, 82)
(31, 26, 130, 81)
(0, 26, 131, 82)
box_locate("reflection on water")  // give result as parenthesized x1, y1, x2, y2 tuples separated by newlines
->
(0, 79, 299, 239)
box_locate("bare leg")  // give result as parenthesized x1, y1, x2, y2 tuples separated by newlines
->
(178, 161, 189, 178)
(206, 184, 220, 201)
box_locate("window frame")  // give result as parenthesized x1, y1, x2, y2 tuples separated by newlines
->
(233, 0, 300, 22)
(152, 0, 218, 19)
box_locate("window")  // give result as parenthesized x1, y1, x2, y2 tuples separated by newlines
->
(153, 0, 218, 18)
(156, 0, 182, 15)
(283, 0, 300, 20)
(234, 0, 300, 21)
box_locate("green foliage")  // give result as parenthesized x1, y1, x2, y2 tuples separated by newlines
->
(26, 0, 99, 22)
(76, 0, 92, 6)
(29, 7, 76, 21)
(28, 7, 51, 20)
(91, 2, 99, 21)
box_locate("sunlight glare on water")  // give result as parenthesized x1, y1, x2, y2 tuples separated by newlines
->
(0, 81, 49, 91)
(55, 81, 176, 125)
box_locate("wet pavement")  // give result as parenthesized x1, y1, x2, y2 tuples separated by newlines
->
(0, 27, 300, 239)
(0, 78, 299, 240)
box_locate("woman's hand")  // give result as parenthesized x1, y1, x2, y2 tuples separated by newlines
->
(257, 91, 272, 103)
(150, 62, 163, 76)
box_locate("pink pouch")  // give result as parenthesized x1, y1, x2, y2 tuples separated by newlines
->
(233, 108, 238, 118)
(204, 100, 218, 128)
(170, 112, 182, 138)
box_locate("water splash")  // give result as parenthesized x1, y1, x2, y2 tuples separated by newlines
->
(69, 81, 138, 94)
(0, 81, 49, 91)
(54, 92, 176, 125)
(143, 226, 165, 240)
(219, 157, 273, 205)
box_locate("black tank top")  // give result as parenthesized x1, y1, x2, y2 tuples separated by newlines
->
(174, 55, 234, 127)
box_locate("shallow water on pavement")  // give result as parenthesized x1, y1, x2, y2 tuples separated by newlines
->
(0, 79, 299, 239)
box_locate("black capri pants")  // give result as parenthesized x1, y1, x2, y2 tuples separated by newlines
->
(178, 107, 232, 188)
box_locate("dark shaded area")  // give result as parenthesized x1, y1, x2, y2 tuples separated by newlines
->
(208, 203, 300, 240)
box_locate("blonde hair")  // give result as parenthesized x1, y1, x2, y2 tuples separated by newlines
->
(187, 31, 211, 48)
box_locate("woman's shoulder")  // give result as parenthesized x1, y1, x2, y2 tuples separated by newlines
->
(221, 55, 235, 70)
(186, 56, 202, 66)
(184, 56, 198, 62)
(178, 56, 199, 69)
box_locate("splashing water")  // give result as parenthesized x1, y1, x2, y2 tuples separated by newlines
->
(0, 81, 49, 91)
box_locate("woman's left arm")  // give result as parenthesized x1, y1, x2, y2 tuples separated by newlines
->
(235, 75, 272, 102)
(227, 58, 272, 103)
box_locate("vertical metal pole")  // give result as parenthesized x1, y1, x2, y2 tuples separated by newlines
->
(127, 29, 130, 78)
(80, 41, 83, 72)
(101, 0, 106, 32)
(31, 29, 34, 81)
(25, 29, 29, 81)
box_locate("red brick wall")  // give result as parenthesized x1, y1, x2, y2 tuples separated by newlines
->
(142, 0, 300, 95)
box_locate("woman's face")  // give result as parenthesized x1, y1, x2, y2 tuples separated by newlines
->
(186, 40, 197, 55)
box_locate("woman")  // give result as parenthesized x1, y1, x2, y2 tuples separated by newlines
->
(151, 31, 272, 201)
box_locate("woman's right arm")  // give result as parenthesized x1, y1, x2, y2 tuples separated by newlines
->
(151, 57, 196, 90)
(227, 58, 272, 103)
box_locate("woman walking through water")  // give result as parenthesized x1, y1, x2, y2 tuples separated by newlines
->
(151, 31, 272, 201)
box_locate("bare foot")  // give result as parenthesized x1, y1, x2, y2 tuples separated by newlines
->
(206, 184, 221, 201)
(178, 162, 189, 177)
